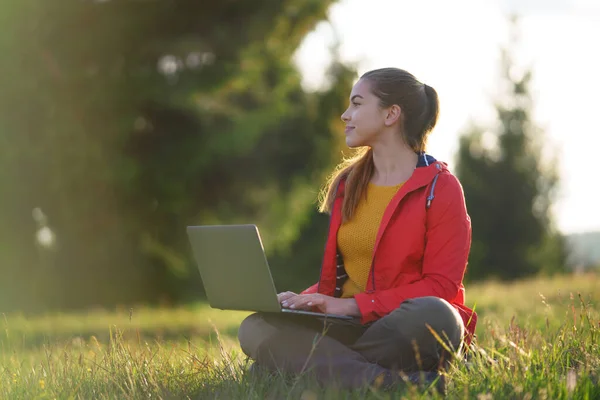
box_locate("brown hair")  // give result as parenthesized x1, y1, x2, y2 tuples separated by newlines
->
(318, 68, 440, 220)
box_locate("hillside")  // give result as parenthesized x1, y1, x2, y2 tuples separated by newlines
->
(566, 231, 600, 269)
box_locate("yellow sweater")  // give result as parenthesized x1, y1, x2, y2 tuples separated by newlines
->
(337, 182, 403, 298)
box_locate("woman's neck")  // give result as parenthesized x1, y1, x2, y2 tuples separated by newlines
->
(370, 134, 418, 186)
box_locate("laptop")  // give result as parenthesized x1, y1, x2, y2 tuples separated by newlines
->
(186, 224, 353, 320)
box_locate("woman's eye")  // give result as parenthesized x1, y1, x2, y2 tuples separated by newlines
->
(352, 102, 360, 106)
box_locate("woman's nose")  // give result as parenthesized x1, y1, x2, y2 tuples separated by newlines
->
(341, 110, 350, 122)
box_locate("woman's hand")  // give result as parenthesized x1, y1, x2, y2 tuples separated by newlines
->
(277, 291, 297, 304)
(279, 293, 361, 317)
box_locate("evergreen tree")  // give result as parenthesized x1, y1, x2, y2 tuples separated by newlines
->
(0, 0, 353, 311)
(456, 17, 567, 281)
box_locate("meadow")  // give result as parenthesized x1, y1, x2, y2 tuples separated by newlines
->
(1, 273, 598, 399)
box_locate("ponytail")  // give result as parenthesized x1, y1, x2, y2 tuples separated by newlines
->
(422, 84, 440, 141)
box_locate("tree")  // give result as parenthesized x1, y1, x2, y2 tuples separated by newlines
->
(0, 0, 354, 312)
(455, 17, 567, 281)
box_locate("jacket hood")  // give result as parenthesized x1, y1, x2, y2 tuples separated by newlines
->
(416, 152, 437, 168)
(406, 152, 447, 192)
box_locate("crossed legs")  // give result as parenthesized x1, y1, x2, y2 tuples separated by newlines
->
(238, 296, 464, 389)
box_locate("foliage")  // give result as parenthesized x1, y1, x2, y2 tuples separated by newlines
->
(455, 18, 567, 281)
(1, 273, 598, 399)
(0, 0, 355, 311)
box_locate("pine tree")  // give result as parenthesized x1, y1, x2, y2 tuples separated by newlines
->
(456, 17, 567, 281)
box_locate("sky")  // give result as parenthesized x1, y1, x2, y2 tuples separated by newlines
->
(294, 0, 600, 235)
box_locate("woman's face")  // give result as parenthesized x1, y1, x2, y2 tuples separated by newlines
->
(340, 79, 387, 148)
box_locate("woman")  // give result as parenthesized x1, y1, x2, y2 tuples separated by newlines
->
(238, 67, 477, 391)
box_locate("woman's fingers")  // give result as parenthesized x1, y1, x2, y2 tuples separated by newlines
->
(283, 294, 325, 311)
(280, 294, 299, 308)
(277, 291, 297, 303)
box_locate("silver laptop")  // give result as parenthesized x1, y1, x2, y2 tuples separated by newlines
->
(186, 224, 353, 320)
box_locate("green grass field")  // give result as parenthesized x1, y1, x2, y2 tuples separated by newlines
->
(1, 273, 598, 399)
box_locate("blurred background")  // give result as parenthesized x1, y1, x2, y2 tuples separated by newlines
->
(0, 0, 598, 315)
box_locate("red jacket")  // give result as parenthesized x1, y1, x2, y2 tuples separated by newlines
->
(302, 158, 477, 344)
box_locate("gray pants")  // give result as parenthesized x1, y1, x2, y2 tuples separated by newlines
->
(238, 296, 464, 389)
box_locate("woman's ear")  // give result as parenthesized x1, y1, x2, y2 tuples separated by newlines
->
(384, 105, 402, 127)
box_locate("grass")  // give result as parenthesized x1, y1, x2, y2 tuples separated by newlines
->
(1, 273, 598, 399)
